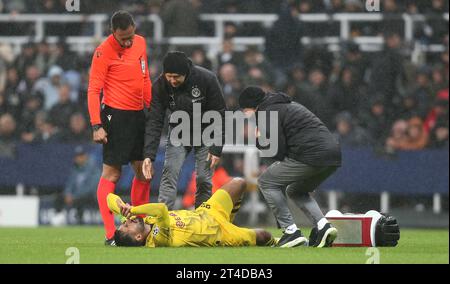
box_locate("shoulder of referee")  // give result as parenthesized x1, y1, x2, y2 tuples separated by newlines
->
(92, 41, 110, 60)
(134, 34, 148, 48)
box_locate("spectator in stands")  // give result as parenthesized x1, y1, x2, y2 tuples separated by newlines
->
(62, 145, 101, 225)
(243, 66, 267, 88)
(0, 0, 26, 13)
(288, 67, 322, 118)
(431, 65, 449, 96)
(424, 89, 449, 133)
(241, 47, 274, 86)
(423, 0, 449, 44)
(333, 111, 372, 147)
(60, 112, 91, 143)
(222, 0, 239, 13)
(385, 119, 408, 153)
(328, 66, 368, 119)
(298, 0, 312, 13)
(408, 67, 434, 118)
(265, 1, 303, 82)
(406, 1, 419, 14)
(326, 0, 345, 13)
(217, 38, 244, 69)
(359, 96, 391, 148)
(13, 43, 36, 78)
(303, 45, 334, 78)
(382, 0, 404, 35)
(19, 94, 44, 143)
(287, 64, 309, 93)
(16, 65, 42, 97)
(35, 0, 62, 13)
(306, 68, 333, 128)
(148, 0, 163, 14)
(428, 117, 449, 148)
(48, 84, 78, 129)
(386, 116, 429, 151)
(0, 42, 13, 90)
(0, 112, 18, 158)
(36, 65, 65, 110)
(53, 42, 78, 71)
(218, 63, 242, 110)
(223, 22, 238, 38)
(344, 0, 364, 12)
(341, 42, 370, 85)
(190, 47, 213, 70)
(161, 0, 201, 37)
(397, 92, 421, 120)
(368, 32, 407, 120)
(0, 67, 21, 119)
(29, 111, 62, 144)
(34, 41, 53, 76)
(2, 67, 19, 96)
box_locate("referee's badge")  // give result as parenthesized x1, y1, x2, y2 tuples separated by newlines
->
(140, 58, 146, 75)
(192, 86, 201, 98)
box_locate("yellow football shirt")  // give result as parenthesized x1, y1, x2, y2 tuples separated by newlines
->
(107, 190, 256, 248)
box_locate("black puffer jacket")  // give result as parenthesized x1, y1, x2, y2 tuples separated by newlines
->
(257, 92, 342, 166)
(144, 62, 226, 161)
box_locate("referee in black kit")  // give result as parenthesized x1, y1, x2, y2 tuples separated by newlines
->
(142, 51, 226, 209)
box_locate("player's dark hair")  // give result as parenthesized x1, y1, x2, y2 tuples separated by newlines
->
(111, 10, 135, 31)
(113, 230, 144, 247)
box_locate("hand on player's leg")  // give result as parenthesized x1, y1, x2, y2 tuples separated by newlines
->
(142, 158, 154, 180)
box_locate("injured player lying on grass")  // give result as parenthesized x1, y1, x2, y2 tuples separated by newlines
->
(107, 178, 277, 247)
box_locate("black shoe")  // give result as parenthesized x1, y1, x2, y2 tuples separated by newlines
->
(311, 223, 337, 248)
(277, 230, 308, 248)
(105, 238, 116, 246)
(308, 227, 318, 247)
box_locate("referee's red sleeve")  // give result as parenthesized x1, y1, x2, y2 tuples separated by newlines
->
(87, 47, 108, 126)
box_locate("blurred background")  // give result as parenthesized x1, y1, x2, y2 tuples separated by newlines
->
(0, 0, 448, 228)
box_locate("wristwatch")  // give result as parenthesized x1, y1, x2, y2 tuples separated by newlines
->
(92, 124, 102, 131)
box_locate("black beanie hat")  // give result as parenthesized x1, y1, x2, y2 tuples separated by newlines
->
(163, 51, 190, 76)
(239, 86, 266, 109)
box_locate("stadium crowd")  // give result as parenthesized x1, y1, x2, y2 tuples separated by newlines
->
(0, 0, 449, 161)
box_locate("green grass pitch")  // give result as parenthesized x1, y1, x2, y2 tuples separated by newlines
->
(0, 227, 447, 264)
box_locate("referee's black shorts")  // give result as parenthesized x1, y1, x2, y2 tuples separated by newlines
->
(100, 105, 145, 166)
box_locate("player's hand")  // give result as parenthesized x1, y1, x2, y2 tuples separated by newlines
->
(142, 158, 154, 180)
(115, 198, 131, 218)
(93, 127, 108, 144)
(120, 202, 133, 219)
(207, 153, 220, 170)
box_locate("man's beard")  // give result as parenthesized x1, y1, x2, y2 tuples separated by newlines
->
(136, 217, 145, 231)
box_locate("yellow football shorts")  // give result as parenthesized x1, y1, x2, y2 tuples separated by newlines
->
(196, 189, 256, 246)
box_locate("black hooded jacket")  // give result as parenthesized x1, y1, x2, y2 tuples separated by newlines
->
(144, 62, 226, 161)
(257, 92, 341, 166)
